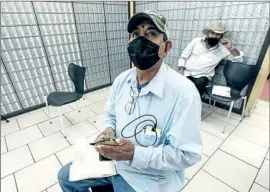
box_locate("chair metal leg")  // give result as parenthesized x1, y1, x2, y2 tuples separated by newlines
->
(58, 107, 66, 138)
(44, 95, 52, 124)
(208, 98, 212, 108)
(222, 101, 234, 133)
(241, 96, 247, 121)
(1, 115, 10, 123)
(213, 100, 216, 108)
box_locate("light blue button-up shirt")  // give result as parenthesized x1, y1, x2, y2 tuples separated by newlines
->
(103, 63, 202, 192)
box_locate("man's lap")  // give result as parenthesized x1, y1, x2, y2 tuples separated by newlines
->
(58, 162, 136, 192)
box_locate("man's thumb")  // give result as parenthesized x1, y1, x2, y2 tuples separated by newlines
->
(116, 138, 125, 146)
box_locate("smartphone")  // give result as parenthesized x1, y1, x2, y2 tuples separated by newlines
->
(99, 154, 111, 161)
(91, 137, 119, 146)
(90, 137, 119, 161)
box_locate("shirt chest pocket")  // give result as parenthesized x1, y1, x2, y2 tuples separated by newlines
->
(138, 130, 162, 147)
(192, 44, 206, 56)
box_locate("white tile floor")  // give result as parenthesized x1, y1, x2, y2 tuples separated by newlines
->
(1, 87, 269, 192)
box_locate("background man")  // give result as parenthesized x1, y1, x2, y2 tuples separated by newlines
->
(178, 21, 244, 96)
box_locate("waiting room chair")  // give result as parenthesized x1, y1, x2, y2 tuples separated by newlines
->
(45, 63, 86, 137)
(205, 60, 258, 133)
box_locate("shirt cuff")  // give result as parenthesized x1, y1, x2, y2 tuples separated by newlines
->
(103, 123, 116, 132)
(232, 50, 244, 59)
(178, 58, 186, 67)
(130, 145, 152, 169)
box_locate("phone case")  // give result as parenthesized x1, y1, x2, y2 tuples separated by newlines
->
(99, 154, 111, 161)
(96, 137, 119, 146)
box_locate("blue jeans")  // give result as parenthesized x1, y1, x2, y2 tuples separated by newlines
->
(58, 163, 136, 192)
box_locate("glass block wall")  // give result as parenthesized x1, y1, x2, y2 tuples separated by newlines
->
(135, 1, 269, 110)
(1, 1, 130, 116)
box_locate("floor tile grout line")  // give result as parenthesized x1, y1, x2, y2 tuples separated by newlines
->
(10, 107, 77, 132)
(219, 149, 261, 169)
(63, 113, 75, 125)
(247, 154, 270, 192)
(231, 132, 269, 149)
(4, 135, 9, 152)
(183, 120, 242, 190)
(251, 110, 270, 117)
(59, 131, 72, 146)
(2, 116, 98, 153)
(230, 132, 269, 149)
(202, 170, 240, 192)
(15, 118, 22, 130)
(54, 153, 64, 167)
(2, 152, 65, 181)
(37, 124, 45, 137)
(1, 100, 107, 177)
(200, 129, 228, 140)
(253, 181, 270, 191)
(3, 123, 45, 137)
(63, 107, 98, 125)
(16, 110, 49, 129)
(3, 131, 55, 154)
(184, 155, 210, 181)
(13, 173, 19, 192)
(43, 181, 59, 192)
(208, 114, 240, 127)
(86, 118, 103, 131)
(27, 144, 36, 163)
(3, 98, 263, 187)
(2, 129, 74, 156)
(238, 121, 270, 132)
(209, 108, 241, 123)
(29, 139, 71, 162)
(200, 128, 232, 140)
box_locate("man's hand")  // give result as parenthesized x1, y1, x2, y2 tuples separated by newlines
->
(95, 139, 135, 161)
(223, 39, 232, 49)
(222, 39, 240, 56)
(178, 66, 185, 75)
(95, 127, 115, 142)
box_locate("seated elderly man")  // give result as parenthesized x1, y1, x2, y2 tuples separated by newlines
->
(58, 10, 202, 192)
(178, 21, 244, 96)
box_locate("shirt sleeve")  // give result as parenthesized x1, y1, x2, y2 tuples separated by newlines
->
(178, 38, 197, 67)
(226, 50, 245, 63)
(130, 94, 202, 170)
(102, 76, 120, 131)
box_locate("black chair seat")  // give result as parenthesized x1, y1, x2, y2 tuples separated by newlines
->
(47, 92, 82, 106)
(91, 184, 114, 192)
(205, 86, 242, 102)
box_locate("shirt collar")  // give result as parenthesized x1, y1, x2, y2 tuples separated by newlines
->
(127, 63, 167, 99)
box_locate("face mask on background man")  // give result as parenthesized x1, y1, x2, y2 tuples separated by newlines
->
(206, 37, 220, 47)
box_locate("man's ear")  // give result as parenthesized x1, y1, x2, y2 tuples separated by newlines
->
(164, 41, 172, 56)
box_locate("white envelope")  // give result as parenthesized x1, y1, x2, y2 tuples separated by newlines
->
(69, 139, 117, 182)
(212, 85, 231, 98)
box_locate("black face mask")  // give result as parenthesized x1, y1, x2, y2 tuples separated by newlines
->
(206, 37, 220, 47)
(127, 36, 161, 70)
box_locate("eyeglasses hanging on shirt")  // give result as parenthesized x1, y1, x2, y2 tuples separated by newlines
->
(125, 86, 140, 115)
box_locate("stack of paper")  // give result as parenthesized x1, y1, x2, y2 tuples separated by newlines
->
(69, 139, 117, 181)
(212, 85, 231, 98)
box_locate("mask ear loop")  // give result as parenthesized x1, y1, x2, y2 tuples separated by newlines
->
(158, 41, 168, 59)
